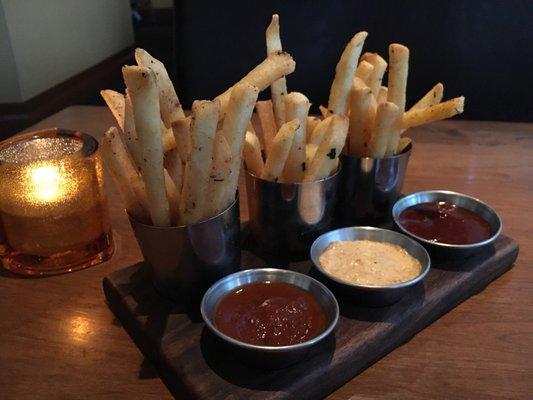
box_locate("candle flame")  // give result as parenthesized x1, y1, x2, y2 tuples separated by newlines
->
(25, 163, 71, 203)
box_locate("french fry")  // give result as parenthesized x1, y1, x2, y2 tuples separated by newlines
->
(221, 82, 259, 207)
(243, 131, 264, 176)
(319, 105, 331, 119)
(179, 100, 220, 225)
(397, 136, 412, 153)
(387, 44, 409, 113)
(408, 83, 444, 112)
(402, 96, 465, 129)
(203, 131, 232, 219)
(122, 65, 171, 227)
(123, 91, 143, 170)
(266, 14, 287, 129)
(377, 86, 388, 103)
(283, 92, 311, 182)
(327, 31, 368, 115)
(171, 117, 191, 164)
(361, 52, 388, 100)
(305, 143, 318, 167)
(348, 83, 377, 157)
(261, 119, 298, 182)
(215, 52, 295, 117)
(161, 123, 177, 153)
(164, 169, 181, 224)
(309, 116, 333, 145)
(306, 116, 321, 142)
(100, 127, 150, 223)
(255, 100, 277, 155)
(135, 48, 185, 128)
(100, 90, 125, 130)
(304, 115, 349, 181)
(354, 60, 374, 84)
(368, 101, 400, 158)
(164, 148, 183, 193)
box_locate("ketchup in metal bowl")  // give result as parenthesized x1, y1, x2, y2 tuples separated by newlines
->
(398, 201, 492, 245)
(214, 281, 326, 346)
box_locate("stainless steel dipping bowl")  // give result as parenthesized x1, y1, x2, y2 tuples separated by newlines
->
(392, 190, 502, 256)
(310, 226, 431, 306)
(201, 268, 339, 368)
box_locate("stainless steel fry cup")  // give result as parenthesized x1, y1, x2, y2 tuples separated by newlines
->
(337, 145, 412, 226)
(128, 198, 241, 301)
(245, 168, 340, 260)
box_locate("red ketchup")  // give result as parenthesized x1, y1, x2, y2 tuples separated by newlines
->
(398, 201, 492, 245)
(214, 282, 326, 346)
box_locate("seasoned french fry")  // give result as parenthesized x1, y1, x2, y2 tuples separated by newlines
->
(123, 91, 143, 170)
(283, 92, 311, 182)
(377, 86, 388, 103)
(361, 53, 388, 100)
(397, 136, 412, 153)
(171, 116, 191, 164)
(161, 123, 177, 153)
(243, 131, 264, 176)
(101, 127, 150, 223)
(305, 143, 318, 167)
(408, 83, 444, 112)
(180, 100, 220, 225)
(319, 105, 331, 119)
(164, 169, 181, 224)
(327, 31, 368, 115)
(309, 116, 333, 145)
(255, 100, 277, 155)
(304, 115, 349, 181)
(135, 48, 185, 128)
(387, 44, 409, 113)
(203, 131, 232, 219)
(402, 96, 465, 129)
(261, 119, 298, 182)
(368, 101, 400, 158)
(123, 65, 171, 227)
(348, 83, 377, 157)
(354, 60, 374, 84)
(266, 14, 287, 129)
(306, 116, 321, 143)
(164, 148, 183, 193)
(216, 52, 295, 117)
(100, 90, 125, 130)
(221, 83, 259, 207)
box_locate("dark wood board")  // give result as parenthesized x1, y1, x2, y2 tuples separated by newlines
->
(103, 235, 518, 400)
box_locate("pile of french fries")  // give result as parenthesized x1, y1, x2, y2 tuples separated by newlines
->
(245, 15, 465, 181)
(101, 47, 295, 227)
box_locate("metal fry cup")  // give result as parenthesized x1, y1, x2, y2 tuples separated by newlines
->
(128, 198, 241, 301)
(337, 145, 412, 226)
(245, 168, 340, 260)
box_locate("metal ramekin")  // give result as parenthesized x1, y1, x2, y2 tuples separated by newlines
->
(310, 226, 430, 306)
(201, 268, 339, 369)
(392, 190, 503, 256)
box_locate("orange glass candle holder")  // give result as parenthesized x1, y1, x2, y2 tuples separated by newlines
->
(0, 128, 114, 276)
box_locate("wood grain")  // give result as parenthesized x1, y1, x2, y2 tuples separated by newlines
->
(1, 106, 532, 399)
(103, 235, 518, 400)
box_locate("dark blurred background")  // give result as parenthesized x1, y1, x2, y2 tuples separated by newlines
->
(1, 0, 532, 136)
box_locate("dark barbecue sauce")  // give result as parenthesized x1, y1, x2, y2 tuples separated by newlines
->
(214, 282, 326, 346)
(399, 201, 492, 245)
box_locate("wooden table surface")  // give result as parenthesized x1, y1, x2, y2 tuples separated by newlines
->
(1, 106, 532, 399)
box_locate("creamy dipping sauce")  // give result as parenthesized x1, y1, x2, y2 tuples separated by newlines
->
(319, 240, 421, 286)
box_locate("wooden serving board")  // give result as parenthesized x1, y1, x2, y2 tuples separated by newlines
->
(103, 235, 518, 400)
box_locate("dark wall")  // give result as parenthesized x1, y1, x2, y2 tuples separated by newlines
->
(174, 0, 533, 122)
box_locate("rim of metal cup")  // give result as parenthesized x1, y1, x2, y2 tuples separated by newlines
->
(0, 128, 98, 164)
(392, 190, 503, 250)
(127, 196, 238, 229)
(244, 165, 341, 185)
(310, 226, 431, 290)
(200, 268, 340, 353)
(340, 143, 412, 161)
